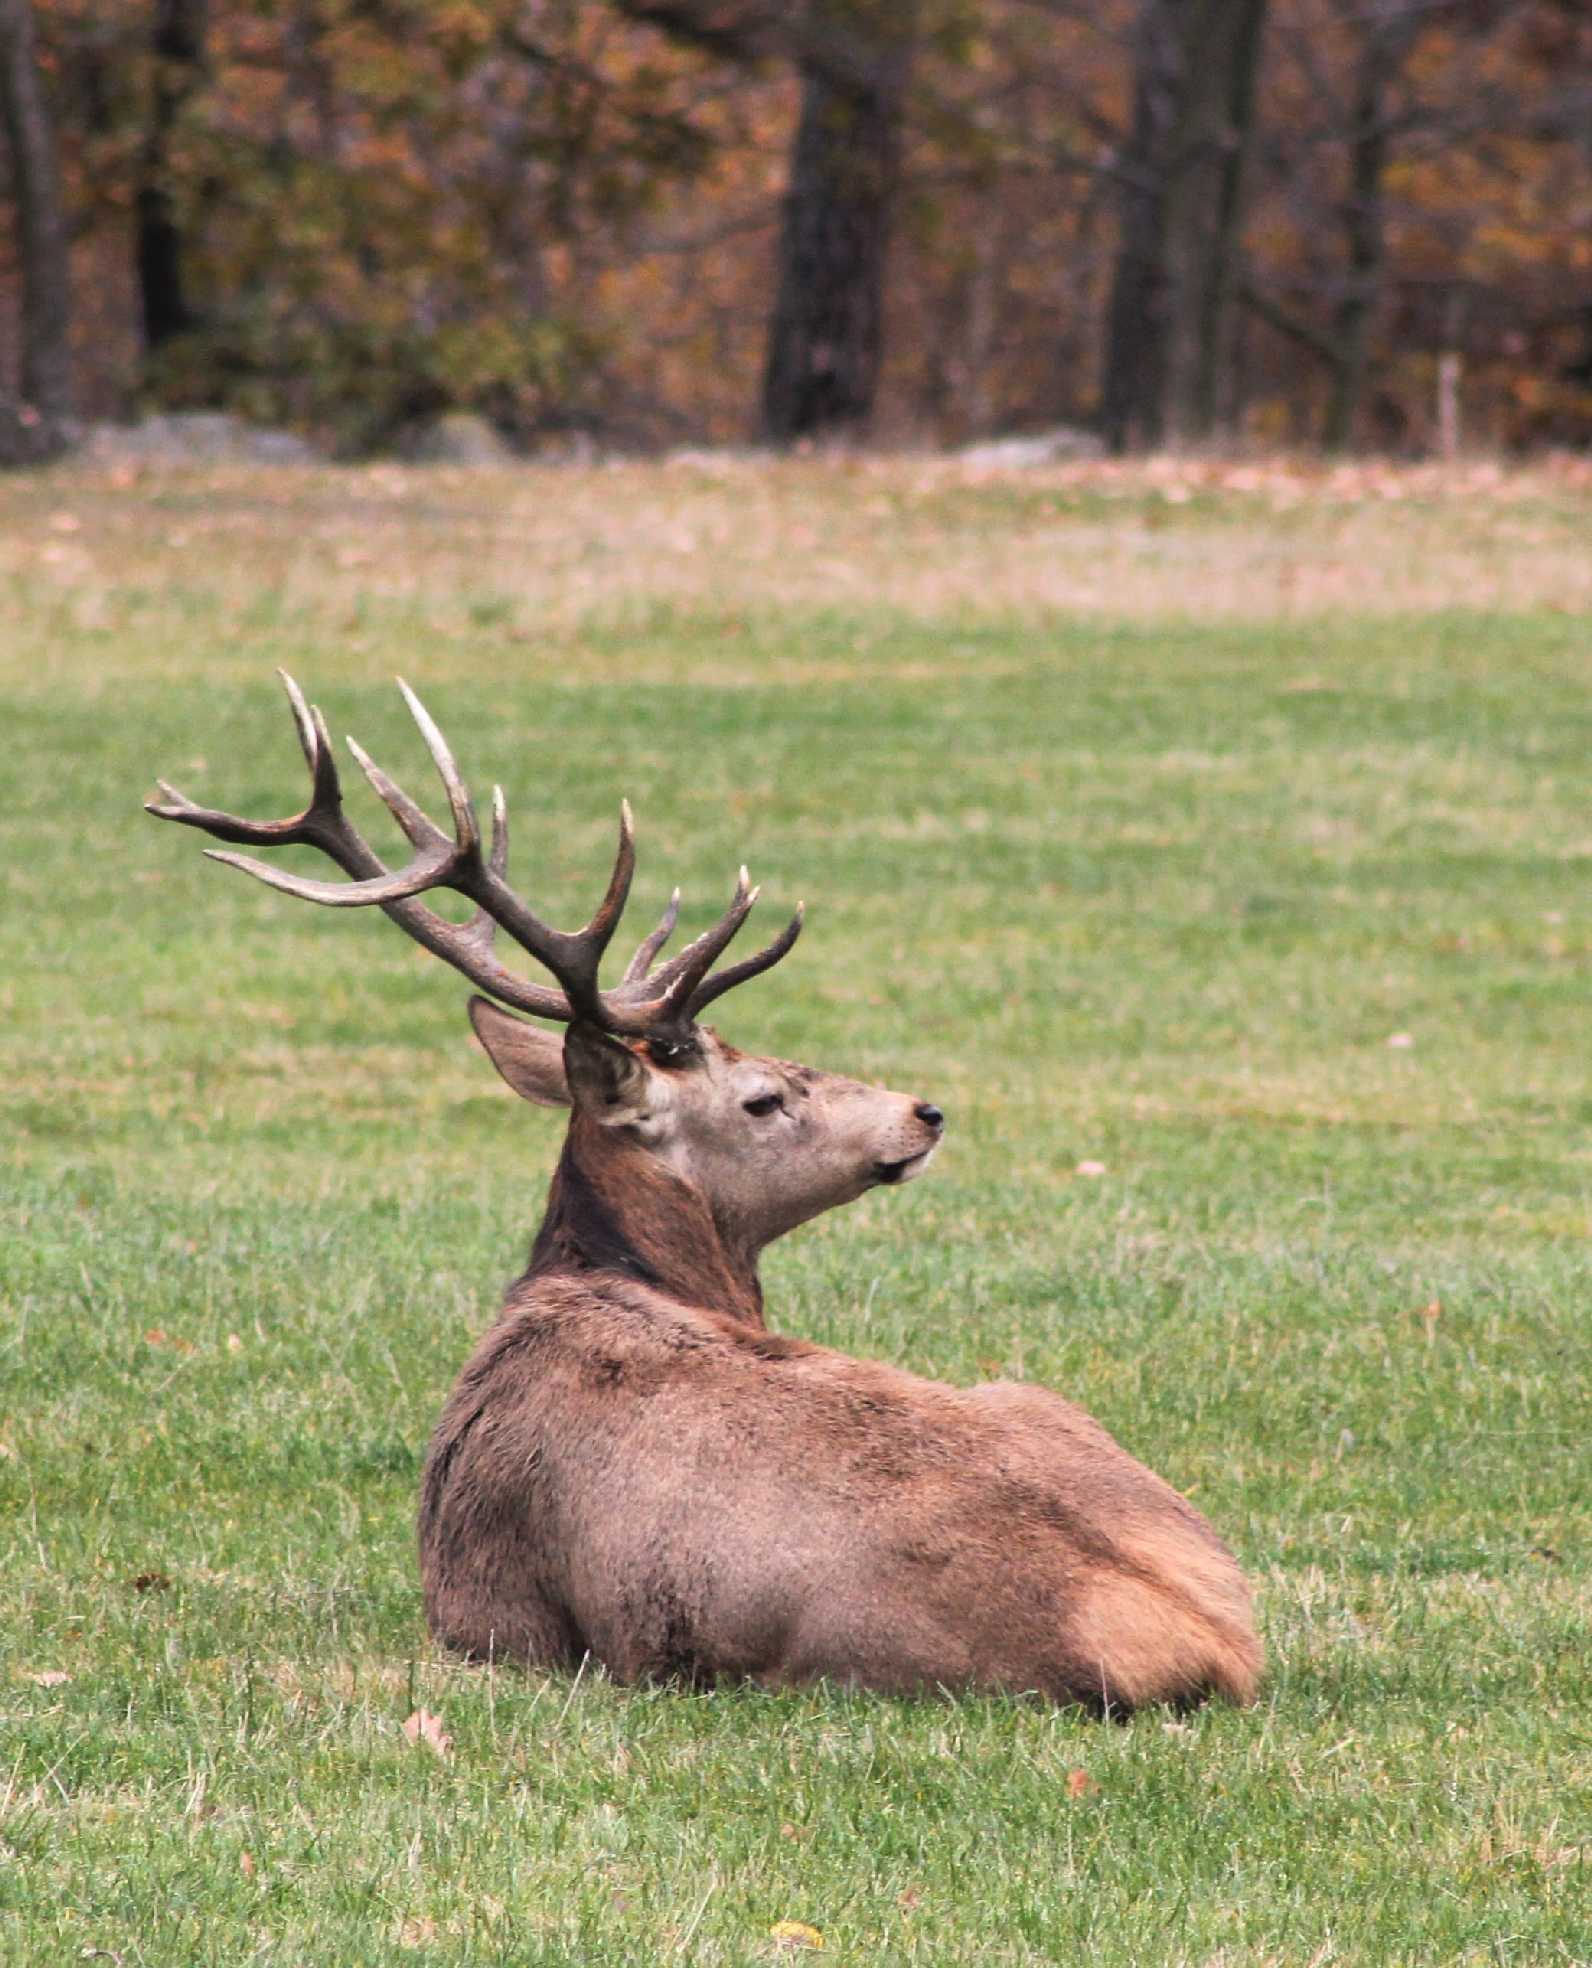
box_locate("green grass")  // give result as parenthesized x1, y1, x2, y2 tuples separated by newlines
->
(2, 459, 1588, 1965)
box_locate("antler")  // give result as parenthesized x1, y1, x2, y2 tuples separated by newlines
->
(145, 672, 803, 1038)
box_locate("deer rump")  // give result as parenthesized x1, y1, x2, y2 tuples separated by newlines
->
(419, 1274, 1261, 1711)
(148, 673, 1262, 1714)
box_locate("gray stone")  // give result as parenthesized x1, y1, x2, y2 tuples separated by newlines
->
(955, 426, 1106, 469)
(85, 412, 319, 464)
(394, 412, 516, 465)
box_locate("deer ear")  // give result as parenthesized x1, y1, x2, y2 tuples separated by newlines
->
(468, 997, 570, 1108)
(562, 1022, 655, 1126)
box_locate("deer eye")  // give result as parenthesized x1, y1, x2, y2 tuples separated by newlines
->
(742, 1092, 784, 1118)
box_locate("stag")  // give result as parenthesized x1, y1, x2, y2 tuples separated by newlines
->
(148, 675, 1261, 1710)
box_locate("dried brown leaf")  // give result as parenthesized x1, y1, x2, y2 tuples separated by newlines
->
(402, 1708, 453, 1759)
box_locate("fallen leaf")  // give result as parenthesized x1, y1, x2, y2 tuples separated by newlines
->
(769, 1921, 824, 1951)
(896, 1887, 924, 1912)
(1066, 1767, 1097, 1799)
(239, 1851, 256, 1880)
(402, 1709, 452, 1759)
(129, 1572, 172, 1593)
(142, 1328, 195, 1353)
(30, 1669, 72, 1688)
(779, 1821, 808, 1841)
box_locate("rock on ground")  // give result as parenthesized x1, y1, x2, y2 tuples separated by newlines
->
(955, 427, 1106, 469)
(85, 412, 319, 465)
(393, 412, 517, 465)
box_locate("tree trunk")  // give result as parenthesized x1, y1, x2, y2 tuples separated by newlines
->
(137, 0, 208, 351)
(760, 1, 917, 446)
(1100, 0, 1270, 452)
(0, 0, 74, 453)
(1190, 0, 1267, 435)
(1322, 1, 1412, 450)
(1099, 0, 1178, 452)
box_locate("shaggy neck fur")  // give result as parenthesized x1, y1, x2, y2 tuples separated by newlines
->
(525, 1115, 765, 1327)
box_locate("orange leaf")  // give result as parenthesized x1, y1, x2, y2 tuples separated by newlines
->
(770, 1921, 824, 1950)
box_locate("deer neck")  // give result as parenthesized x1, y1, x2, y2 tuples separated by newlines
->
(526, 1117, 766, 1328)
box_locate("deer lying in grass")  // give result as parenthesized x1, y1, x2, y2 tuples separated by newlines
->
(148, 675, 1261, 1711)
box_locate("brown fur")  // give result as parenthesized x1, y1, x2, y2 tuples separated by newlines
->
(419, 1015, 1262, 1711)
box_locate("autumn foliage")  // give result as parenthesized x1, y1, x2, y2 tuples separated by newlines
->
(2, 0, 1589, 453)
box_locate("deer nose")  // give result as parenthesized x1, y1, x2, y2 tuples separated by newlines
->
(915, 1103, 945, 1131)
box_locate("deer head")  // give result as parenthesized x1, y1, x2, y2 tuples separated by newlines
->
(147, 675, 943, 1308)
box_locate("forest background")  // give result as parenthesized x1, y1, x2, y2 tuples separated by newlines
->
(1, 0, 1591, 463)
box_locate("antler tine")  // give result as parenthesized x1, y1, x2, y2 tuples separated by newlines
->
(454, 785, 510, 967)
(397, 678, 479, 859)
(143, 669, 346, 849)
(346, 733, 452, 853)
(280, 668, 319, 766)
(201, 839, 459, 907)
(686, 902, 805, 1017)
(486, 784, 509, 880)
(634, 866, 760, 1019)
(582, 800, 637, 957)
(623, 887, 681, 984)
(279, 671, 344, 819)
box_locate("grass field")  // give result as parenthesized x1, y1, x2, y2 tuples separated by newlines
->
(2, 453, 1588, 1965)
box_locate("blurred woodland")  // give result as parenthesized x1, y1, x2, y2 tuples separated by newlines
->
(1, 0, 1590, 462)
